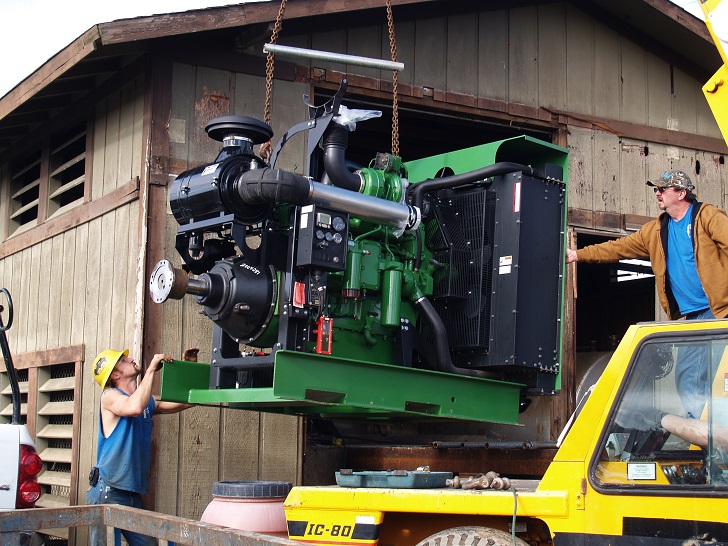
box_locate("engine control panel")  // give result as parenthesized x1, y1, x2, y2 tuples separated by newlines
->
(296, 205, 349, 271)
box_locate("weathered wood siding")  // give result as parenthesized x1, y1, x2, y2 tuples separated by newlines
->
(0, 77, 146, 511)
(92, 78, 146, 197)
(154, 65, 307, 519)
(569, 127, 727, 217)
(285, 2, 726, 216)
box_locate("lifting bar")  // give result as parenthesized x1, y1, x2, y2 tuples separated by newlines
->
(263, 43, 405, 71)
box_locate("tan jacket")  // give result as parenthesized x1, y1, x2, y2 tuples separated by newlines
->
(576, 202, 728, 319)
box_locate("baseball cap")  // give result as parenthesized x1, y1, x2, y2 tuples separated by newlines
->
(646, 170, 695, 192)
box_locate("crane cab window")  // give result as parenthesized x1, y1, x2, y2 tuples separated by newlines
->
(593, 337, 728, 488)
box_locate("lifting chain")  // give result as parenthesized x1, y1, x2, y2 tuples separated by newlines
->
(262, 0, 398, 160)
(386, 0, 400, 157)
(261, 0, 287, 161)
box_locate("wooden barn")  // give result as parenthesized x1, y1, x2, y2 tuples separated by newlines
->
(0, 0, 725, 542)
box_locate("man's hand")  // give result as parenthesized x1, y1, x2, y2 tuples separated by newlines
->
(566, 248, 578, 263)
(182, 348, 200, 362)
(617, 407, 667, 431)
(147, 353, 172, 374)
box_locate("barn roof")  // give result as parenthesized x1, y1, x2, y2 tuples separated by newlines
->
(0, 0, 719, 156)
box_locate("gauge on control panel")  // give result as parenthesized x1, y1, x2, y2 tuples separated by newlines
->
(332, 216, 346, 232)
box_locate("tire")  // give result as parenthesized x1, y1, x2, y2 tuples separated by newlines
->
(416, 526, 529, 546)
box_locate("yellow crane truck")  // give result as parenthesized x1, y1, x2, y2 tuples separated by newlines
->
(284, 319, 728, 545)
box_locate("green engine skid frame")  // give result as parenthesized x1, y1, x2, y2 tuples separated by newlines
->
(160, 352, 523, 424)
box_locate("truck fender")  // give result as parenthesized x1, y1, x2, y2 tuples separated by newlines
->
(415, 526, 529, 546)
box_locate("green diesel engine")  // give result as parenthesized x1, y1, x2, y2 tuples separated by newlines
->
(150, 85, 567, 417)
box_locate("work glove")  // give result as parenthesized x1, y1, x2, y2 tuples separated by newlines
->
(616, 407, 667, 431)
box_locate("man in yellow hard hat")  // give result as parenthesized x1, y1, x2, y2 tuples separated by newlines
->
(86, 348, 198, 546)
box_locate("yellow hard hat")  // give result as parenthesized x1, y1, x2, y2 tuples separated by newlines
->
(92, 349, 128, 388)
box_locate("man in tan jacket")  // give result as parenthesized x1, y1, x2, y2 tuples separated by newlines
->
(567, 170, 728, 418)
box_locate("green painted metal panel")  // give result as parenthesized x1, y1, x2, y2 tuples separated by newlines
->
(159, 351, 523, 424)
(404, 135, 568, 184)
(272, 351, 522, 423)
(159, 360, 210, 403)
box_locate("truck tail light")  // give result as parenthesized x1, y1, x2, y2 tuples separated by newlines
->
(16, 445, 42, 508)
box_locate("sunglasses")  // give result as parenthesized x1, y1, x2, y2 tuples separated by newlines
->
(653, 187, 681, 194)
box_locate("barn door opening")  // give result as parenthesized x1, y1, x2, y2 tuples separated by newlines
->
(572, 231, 656, 401)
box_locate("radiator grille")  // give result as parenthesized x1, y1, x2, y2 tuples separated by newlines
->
(430, 190, 496, 350)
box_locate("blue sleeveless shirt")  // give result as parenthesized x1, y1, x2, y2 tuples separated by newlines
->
(96, 388, 155, 494)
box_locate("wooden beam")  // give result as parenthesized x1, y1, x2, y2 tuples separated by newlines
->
(310, 72, 727, 155)
(552, 109, 728, 155)
(569, 207, 625, 232)
(36, 136, 50, 225)
(4, 95, 72, 116)
(1, 345, 85, 371)
(0, 27, 101, 120)
(569, 208, 657, 233)
(0, 56, 147, 163)
(0, 111, 51, 128)
(141, 51, 174, 514)
(624, 213, 654, 230)
(639, 0, 711, 41)
(26, 368, 37, 440)
(97, 0, 443, 45)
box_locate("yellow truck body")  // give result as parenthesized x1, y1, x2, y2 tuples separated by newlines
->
(285, 320, 728, 545)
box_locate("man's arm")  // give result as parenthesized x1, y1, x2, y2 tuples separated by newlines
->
(576, 230, 651, 264)
(154, 398, 193, 414)
(661, 413, 728, 451)
(705, 206, 728, 254)
(102, 353, 171, 417)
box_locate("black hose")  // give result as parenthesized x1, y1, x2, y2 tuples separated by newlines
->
(414, 296, 482, 377)
(0, 333, 20, 424)
(0, 289, 20, 424)
(322, 124, 362, 191)
(413, 229, 422, 273)
(236, 167, 311, 205)
(410, 161, 533, 212)
(411, 161, 533, 271)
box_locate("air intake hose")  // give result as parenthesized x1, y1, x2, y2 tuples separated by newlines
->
(322, 124, 362, 192)
(236, 167, 311, 205)
(236, 167, 419, 232)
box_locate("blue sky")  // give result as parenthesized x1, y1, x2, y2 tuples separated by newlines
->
(0, 0, 706, 99)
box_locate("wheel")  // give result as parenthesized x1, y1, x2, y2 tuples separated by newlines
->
(416, 526, 529, 546)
